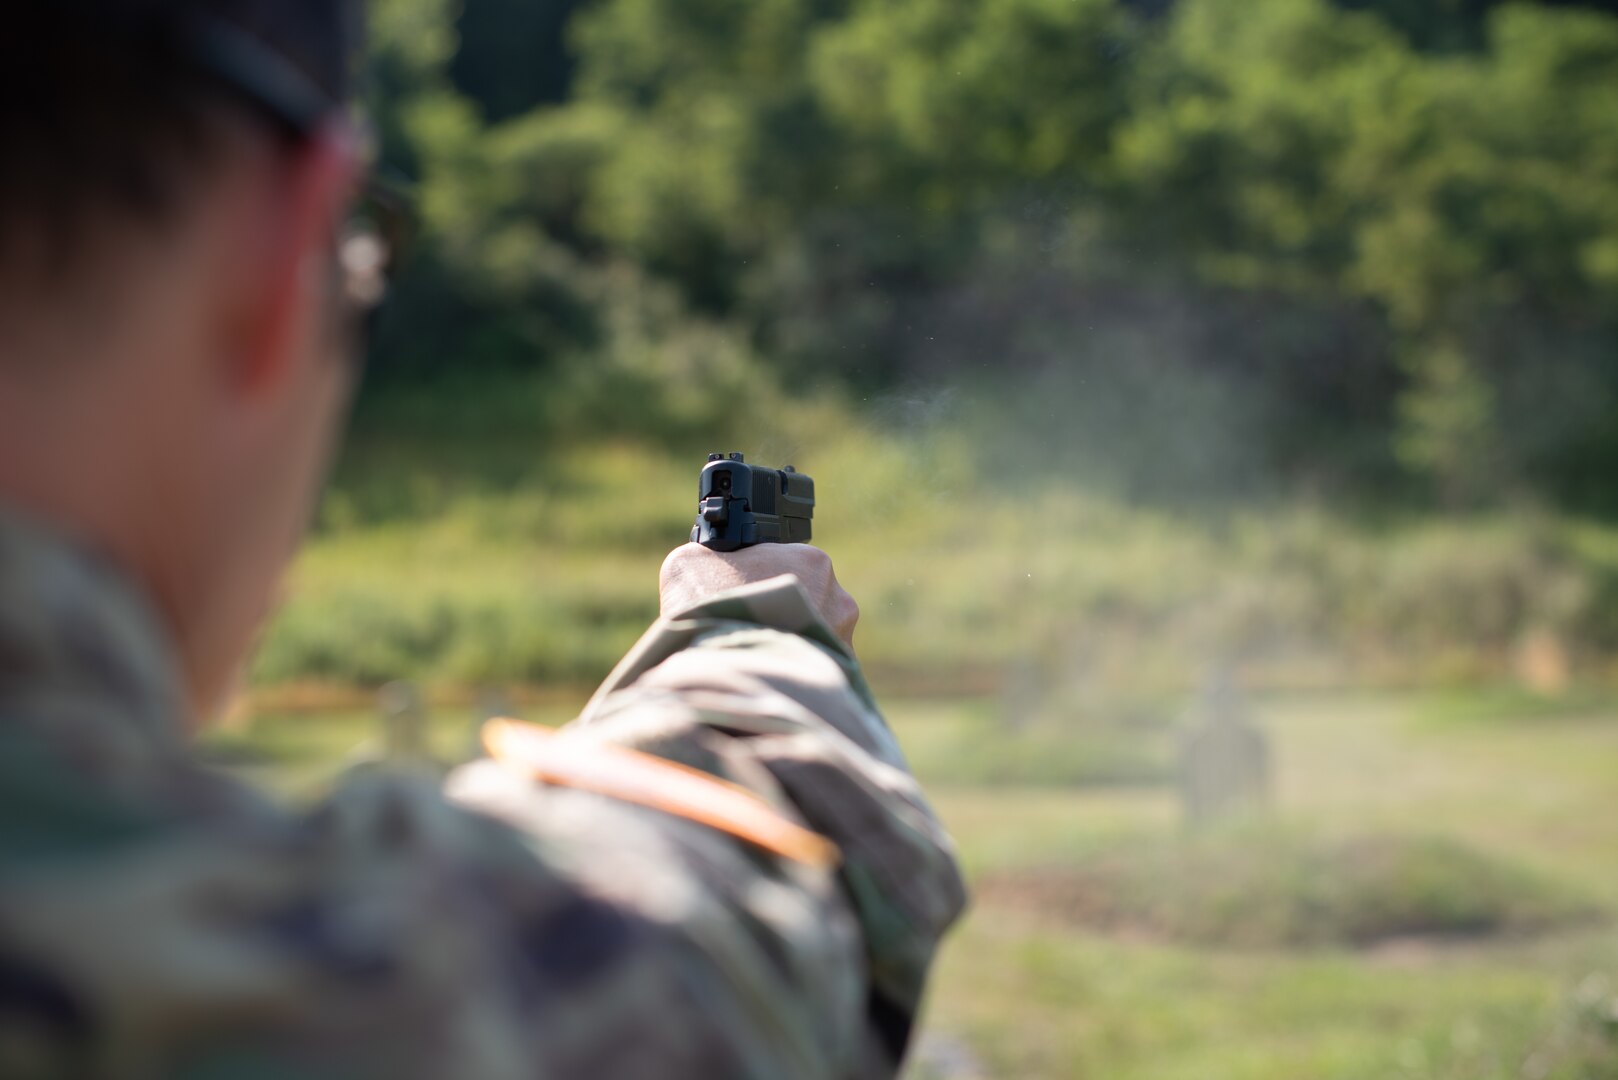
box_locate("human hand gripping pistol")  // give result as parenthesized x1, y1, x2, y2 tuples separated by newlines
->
(690, 453, 815, 551)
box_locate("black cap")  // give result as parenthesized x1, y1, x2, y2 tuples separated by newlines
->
(52, 1, 364, 134)
(186, 2, 364, 134)
(0, 0, 367, 271)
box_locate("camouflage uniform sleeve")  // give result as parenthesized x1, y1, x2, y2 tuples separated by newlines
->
(446, 573, 969, 1078)
(0, 574, 962, 1080)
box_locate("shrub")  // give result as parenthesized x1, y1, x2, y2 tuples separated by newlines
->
(979, 826, 1597, 948)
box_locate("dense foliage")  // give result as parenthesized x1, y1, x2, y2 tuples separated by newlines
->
(362, 0, 1618, 511)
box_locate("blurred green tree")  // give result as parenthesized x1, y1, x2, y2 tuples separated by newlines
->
(356, 0, 1618, 510)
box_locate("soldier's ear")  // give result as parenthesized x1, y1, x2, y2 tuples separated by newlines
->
(225, 123, 361, 399)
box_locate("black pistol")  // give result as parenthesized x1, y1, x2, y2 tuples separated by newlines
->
(690, 453, 815, 552)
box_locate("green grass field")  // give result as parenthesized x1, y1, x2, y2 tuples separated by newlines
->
(912, 692, 1618, 1079)
(252, 405, 1618, 698)
(209, 689, 1618, 1079)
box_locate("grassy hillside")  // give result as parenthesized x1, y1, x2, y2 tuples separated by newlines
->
(250, 385, 1618, 701)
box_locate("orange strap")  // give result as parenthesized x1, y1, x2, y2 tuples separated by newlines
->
(481, 719, 840, 870)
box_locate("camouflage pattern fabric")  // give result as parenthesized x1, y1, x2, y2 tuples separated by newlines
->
(0, 508, 967, 1079)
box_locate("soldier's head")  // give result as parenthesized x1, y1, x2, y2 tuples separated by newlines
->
(0, 2, 372, 719)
